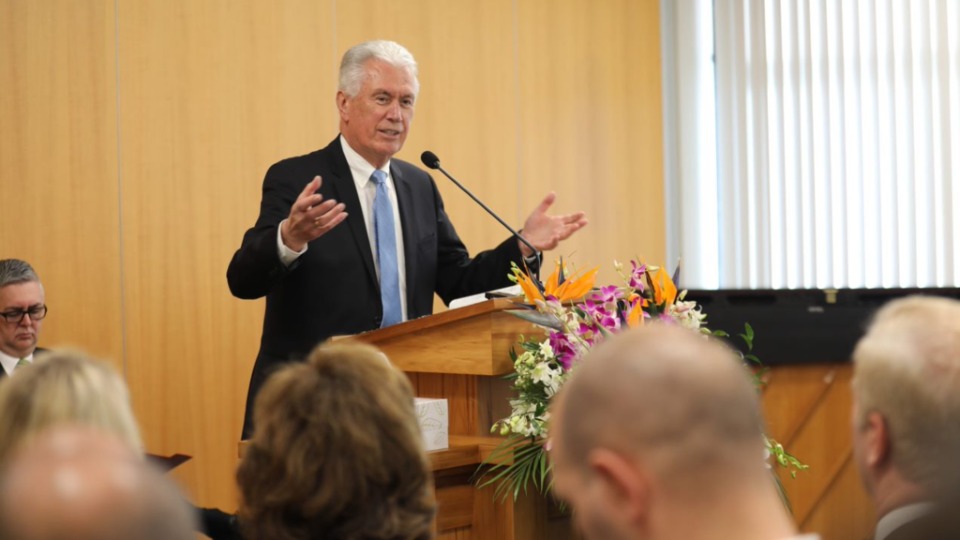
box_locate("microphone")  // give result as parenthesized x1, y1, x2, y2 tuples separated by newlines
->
(420, 151, 541, 277)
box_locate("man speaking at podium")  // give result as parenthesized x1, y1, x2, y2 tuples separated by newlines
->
(228, 40, 587, 437)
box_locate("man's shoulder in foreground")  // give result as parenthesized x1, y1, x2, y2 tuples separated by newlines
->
(882, 502, 960, 540)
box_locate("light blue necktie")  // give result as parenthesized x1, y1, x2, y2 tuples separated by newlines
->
(371, 170, 403, 327)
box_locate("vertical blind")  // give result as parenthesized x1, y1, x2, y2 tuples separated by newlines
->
(667, 0, 960, 289)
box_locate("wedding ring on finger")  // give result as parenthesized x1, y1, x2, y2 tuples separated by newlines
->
(314, 218, 322, 228)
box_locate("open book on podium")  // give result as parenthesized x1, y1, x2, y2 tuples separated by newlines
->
(341, 297, 568, 539)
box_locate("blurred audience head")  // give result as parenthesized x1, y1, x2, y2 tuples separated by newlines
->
(0, 259, 45, 360)
(549, 323, 794, 540)
(852, 295, 960, 510)
(0, 425, 195, 540)
(0, 350, 142, 463)
(237, 341, 435, 540)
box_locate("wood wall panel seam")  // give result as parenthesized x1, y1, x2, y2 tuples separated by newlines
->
(798, 451, 856, 530)
(782, 367, 838, 447)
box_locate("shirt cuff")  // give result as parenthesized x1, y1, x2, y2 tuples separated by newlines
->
(277, 220, 307, 266)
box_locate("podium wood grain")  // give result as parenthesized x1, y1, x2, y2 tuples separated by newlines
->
(347, 299, 534, 376)
(344, 301, 568, 538)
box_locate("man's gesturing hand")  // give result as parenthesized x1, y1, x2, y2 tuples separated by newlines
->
(518, 192, 588, 257)
(280, 176, 348, 252)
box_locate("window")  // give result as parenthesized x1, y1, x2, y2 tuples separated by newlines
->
(663, 0, 960, 289)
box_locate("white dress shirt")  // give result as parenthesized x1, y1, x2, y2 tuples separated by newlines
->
(276, 136, 407, 321)
(0, 350, 32, 376)
(874, 502, 935, 540)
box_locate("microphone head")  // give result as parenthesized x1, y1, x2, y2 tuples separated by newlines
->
(420, 151, 440, 169)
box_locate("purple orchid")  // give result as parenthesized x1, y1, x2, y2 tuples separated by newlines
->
(629, 261, 647, 291)
(549, 331, 578, 370)
(590, 285, 623, 305)
(658, 312, 677, 324)
(581, 286, 623, 332)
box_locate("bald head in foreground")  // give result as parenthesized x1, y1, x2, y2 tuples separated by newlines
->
(549, 324, 809, 540)
(0, 425, 196, 540)
(851, 296, 960, 540)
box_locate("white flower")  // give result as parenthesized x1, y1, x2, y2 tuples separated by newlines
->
(538, 340, 555, 359)
(530, 362, 563, 396)
(509, 399, 536, 416)
(515, 351, 534, 368)
(509, 415, 539, 437)
(667, 300, 707, 330)
(510, 420, 522, 435)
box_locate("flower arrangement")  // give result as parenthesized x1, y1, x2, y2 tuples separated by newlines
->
(479, 259, 808, 502)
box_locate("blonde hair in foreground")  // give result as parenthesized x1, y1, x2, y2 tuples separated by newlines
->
(852, 295, 960, 491)
(237, 341, 435, 540)
(0, 350, 142, 463)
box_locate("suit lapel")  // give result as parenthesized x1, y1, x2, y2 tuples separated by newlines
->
(391, 164, 419, 310)
(325, 139, 378, 288)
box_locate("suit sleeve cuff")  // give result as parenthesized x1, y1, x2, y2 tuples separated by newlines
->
(277, 220, 307, 267)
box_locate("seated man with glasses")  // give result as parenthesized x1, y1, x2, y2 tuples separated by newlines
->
(0, 259, 47, 379)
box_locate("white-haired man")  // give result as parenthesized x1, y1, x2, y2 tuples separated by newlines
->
(851, 296, 960, 540)
(549, 324, 816, 540)
(228, 40, 588, 437)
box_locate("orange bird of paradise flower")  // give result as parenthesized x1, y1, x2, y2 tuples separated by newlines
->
(646, 266, 678, 306)
(513, 262, 599, 304)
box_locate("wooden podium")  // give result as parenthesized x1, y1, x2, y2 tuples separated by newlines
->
(347, 299, 573, 540)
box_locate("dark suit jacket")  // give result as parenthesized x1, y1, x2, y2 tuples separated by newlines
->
(883, 500, 960, 540)
(228, 137, 530, 437)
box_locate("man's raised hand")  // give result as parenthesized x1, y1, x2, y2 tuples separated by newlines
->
(518, 192, 588, 256)
(280, 176, 348, 251)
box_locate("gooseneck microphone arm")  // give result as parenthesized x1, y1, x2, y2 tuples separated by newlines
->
(420, 151, 541, 276)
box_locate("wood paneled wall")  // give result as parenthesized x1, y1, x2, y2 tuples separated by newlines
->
(0, 0, 123, 366)
(761, 364, 876, 540)
(1, 0, 664, 510)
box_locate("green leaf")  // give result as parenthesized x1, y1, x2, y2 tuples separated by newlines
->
(738, 322, 756, 351)
(475, 437, 551, 502)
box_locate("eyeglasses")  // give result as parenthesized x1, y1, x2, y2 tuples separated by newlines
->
(0, 305, 47, 324)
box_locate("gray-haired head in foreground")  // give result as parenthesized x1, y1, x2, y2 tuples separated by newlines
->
(0, 425, 197, 540)
(0, 259, 39, 289)
(853, 295, 960, 493)
(339, 40, 419, 98)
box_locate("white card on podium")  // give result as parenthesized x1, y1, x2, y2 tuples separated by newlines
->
(414, 397, 449, 451)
